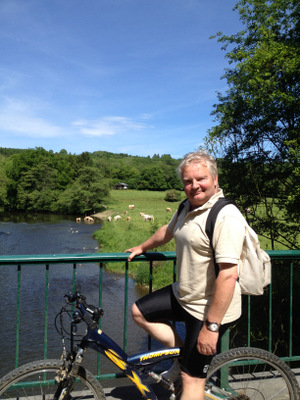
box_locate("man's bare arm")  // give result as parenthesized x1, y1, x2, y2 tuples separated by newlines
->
(197, 263, 238, 355)
(125, 224, 173, 261)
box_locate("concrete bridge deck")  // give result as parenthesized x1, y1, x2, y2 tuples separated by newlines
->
(102, 371, 300, 399)
(104, 384, 170, 399)
(101, 377, 171, 399)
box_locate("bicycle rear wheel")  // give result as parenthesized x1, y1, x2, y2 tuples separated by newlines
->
(205, 347, 300, 400)
(0, 359, 106, 400)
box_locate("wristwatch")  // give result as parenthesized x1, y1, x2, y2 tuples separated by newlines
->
(205, 320, 220, 332)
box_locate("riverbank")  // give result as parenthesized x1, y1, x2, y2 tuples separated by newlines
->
(92, 210, 113, 220)
(92, 190, 182, 289)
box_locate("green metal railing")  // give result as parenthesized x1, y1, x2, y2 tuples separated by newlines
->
(0, 250, 299, 379)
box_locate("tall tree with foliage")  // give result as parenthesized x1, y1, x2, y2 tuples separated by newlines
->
(52, 166, 109, 215)
(206, 0, 299, 249)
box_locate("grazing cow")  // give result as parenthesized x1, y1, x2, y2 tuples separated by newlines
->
(128, 205, 135, 210)
(126, 216, 131, 221)
(84, 216, 94, 223)
(144, 214, 154, 222)
(107, 216, 112, 222)
(166, 207, 172, 213)
(114, 215, 122, 221)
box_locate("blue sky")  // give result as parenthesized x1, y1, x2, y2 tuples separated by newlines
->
(0, 0, 243, 159)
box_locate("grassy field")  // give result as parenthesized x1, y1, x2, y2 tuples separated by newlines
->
(92, 189, 284, 289)
(93, 190, 183, 289)
(94, 189, 182, 242)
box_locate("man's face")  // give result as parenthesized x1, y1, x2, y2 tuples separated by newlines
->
(182, 162, 218, 209)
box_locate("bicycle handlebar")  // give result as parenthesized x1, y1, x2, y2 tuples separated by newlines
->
(64, 292, 104, 330)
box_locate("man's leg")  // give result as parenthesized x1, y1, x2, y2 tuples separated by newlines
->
(180, 372, 206, 400)
(132, 303, 183, 347)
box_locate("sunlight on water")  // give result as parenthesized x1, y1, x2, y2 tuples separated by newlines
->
(0, 213, 151, 378)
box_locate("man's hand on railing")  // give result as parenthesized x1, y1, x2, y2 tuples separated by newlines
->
(125, 246, 144, 262)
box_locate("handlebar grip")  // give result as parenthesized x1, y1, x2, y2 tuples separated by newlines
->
(83, 312, 98, 330)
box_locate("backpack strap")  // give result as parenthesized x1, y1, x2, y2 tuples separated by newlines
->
(177, 198, 188, 216)
(206, 198, 238, 277)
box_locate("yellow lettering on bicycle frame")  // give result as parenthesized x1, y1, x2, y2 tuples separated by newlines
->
(140, 348, 180, 362)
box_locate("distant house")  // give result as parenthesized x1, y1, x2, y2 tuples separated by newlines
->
(115, 182, 128, 190)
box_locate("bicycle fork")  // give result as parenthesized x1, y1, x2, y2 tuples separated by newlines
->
(54, 347, 85, 400)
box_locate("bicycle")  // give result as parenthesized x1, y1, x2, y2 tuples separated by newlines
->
(0, 292, 299, 400)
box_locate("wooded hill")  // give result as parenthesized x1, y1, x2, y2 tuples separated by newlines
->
(0, 146, 299, 250)
(0, 147, 183, 215)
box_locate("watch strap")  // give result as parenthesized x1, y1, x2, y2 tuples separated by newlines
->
(205, 320, 220, 332)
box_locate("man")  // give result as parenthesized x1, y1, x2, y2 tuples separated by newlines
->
(125, 151, 246, 400)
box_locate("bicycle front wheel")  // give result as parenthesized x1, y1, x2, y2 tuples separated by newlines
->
(206, 347, 300, 400)
(0, 359, 106, 400)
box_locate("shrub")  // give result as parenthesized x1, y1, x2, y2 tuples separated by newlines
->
(164, 190, 183, 202)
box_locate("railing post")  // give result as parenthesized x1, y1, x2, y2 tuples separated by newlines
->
(15, 265, 21, 369)
(268, 267, 273, 352)
(123, 261, 129, 351)
(148, 260, 154, 350)
(289, 261, 294, 358)
(247, 296, 251, 347)
(44, 264, 49, 360)
(173, 260, 177, 283)
(97, 262, 104, 376)
(149, 260, 153, 294)
(220, 327, 230, 353)
(72, 263, 77, 293)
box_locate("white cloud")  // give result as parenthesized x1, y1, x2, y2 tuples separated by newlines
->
(0, 97, 154, 145)
(72, 116, 150, 137)
(0, 98, 65, 138)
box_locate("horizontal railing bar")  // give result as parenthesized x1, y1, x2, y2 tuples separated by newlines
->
(267, 250, 300, 259)
(0, 250, 299, 265)
(0, 252, 177, 265)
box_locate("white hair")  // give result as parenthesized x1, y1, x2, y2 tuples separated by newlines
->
(176, 150, 218, 182)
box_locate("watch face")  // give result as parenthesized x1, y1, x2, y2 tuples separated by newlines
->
(207, 322, 219, 332)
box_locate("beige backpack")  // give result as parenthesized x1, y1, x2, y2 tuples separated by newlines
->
(205, 198, 271, 296)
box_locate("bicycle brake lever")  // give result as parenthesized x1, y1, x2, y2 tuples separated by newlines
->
(65, 292, 86, 304)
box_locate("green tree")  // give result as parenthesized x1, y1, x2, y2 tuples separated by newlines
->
(207, 0, 300, 249)
(3, 147, 83, 212)
(139, 166, 168, 190)
(53, 167, 109, 214)
(16, 161, 59, 211)
(4, 148, 58, 211)
(0, 156, 9, 207)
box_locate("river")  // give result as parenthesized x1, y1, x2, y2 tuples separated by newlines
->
(0, 212, 150, 378)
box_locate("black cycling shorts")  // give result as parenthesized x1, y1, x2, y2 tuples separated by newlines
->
(135, 284, 231, 378)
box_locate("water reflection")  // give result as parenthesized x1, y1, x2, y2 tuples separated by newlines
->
(0, 213, 150, 378)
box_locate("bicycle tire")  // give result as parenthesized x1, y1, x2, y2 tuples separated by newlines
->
(0, 359, 106, 400)
(205, 347, 300, 400)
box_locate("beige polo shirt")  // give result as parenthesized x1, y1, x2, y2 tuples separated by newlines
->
(168, 189, 246, 324)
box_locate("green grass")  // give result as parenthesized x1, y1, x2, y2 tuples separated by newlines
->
(93, 190, 183, 289)
(93, 190, 291, 288)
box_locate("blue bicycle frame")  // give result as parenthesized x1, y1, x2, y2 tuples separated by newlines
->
(76, 301, 181, 400)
